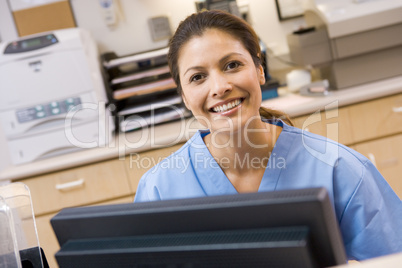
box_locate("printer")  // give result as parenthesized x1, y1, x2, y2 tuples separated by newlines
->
(287, 0, 402, 89)
(0, 28, 114, 165)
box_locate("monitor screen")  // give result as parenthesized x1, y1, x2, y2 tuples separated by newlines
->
(50, 187, 347, 268)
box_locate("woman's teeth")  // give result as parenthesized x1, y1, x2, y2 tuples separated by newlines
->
(212, 99, 241, 113)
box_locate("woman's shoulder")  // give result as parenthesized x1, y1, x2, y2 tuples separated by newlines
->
(282, 122, 370, 166)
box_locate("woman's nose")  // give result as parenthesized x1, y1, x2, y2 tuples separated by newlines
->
(209, 73, 232, 97)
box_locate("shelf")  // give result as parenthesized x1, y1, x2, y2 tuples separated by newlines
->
(113, 77, 176, 100)
(111, 65, 170, 85)
(104, 47, 169, 69)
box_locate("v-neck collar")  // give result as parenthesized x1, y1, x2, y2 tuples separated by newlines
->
(188, 119, 293, 195)
(188, 129, 237, 196)
(258, 119, 293, 192)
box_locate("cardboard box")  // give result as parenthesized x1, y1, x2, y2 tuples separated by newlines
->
(13, 1, 76, 37)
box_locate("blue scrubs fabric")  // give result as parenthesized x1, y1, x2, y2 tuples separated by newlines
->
(134, 120, 402, 261)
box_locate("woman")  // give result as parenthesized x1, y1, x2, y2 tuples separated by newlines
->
(134, 10, 402, 261)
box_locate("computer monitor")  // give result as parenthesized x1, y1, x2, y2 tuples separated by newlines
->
(50, 187, 347, 268)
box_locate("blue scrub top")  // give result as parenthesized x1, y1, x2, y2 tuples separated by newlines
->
(134, 119, 402, 261)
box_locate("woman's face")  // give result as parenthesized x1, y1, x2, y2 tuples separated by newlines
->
(178, 28, 265, 134)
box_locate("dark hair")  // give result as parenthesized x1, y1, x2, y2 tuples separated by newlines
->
(168, 10, 293, 126)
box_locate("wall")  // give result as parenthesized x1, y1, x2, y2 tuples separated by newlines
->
(70, 0, 193, 57)
(0, 0, 18, 42)
(0, 0, 306, 59)
(245, 0, 306, 56)
(69, 0, 306, 58)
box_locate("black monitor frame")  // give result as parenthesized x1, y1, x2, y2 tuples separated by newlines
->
(51, 187, 347, 267)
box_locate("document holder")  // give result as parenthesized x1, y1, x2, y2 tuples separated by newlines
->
(0, 182, 49, 268)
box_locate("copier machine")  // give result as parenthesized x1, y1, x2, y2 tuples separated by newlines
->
(0, 28, 114, 165)
(287, 0, 402, 89)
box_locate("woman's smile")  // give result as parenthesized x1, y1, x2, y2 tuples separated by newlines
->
(209, 97, 244, 114)
(178, 28, 265, 132)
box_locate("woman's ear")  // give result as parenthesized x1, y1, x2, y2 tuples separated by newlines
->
(258, 65, 266, 85)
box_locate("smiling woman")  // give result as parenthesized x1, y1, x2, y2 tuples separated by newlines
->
(134, 10, 402, 262)
(168, 10, 293, 128)
(177, 28, 266, 134)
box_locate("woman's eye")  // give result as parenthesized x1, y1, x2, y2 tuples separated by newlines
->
(190, 74, 203, 82)
(226, 61, 240, 70)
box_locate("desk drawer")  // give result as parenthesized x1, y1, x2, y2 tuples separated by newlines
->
(21, 159, 131, 216)
(349, 93, 402, 143)
(354, 134, 402, 199)
(292, 106, 354, 145)
(36, 196, 134, 268)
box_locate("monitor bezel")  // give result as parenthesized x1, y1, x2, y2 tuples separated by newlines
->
(51, 187, 347, 267)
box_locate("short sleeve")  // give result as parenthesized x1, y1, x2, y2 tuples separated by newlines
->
(134, 173, 152, 203)
(133, 177, 149, 202)
(339, 160, 402, 260)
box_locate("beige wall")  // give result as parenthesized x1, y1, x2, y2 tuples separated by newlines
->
(0, 0, 307, 59)
(69, 0, 306, 57)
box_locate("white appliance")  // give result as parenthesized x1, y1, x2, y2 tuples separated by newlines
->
(287, 0, 402, 89)
(0, 28, 114, 165)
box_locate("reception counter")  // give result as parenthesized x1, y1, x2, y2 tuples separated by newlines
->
(1, 75, 401, 268)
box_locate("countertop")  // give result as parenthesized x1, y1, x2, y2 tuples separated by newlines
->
(1, 75, 402, 182)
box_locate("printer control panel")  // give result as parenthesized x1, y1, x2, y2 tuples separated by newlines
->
(4, 34, 58, 54)
(16, 97, 81, 123)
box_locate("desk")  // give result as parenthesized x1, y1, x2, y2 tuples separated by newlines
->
(334, 252, 402, 267)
